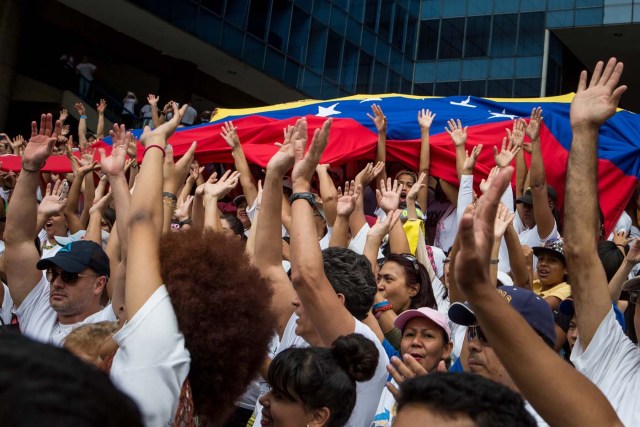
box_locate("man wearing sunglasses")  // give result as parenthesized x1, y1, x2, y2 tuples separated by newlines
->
(448, 286, 556, 426)
(4, 114, 115, 346)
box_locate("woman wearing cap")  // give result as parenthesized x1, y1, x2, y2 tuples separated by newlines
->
(371, 307, 452, 426)
(532, 239, 571, 309)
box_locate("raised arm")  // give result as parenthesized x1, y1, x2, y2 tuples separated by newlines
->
(377, 178, 411, 254)
(329, 181, 360, 248)
(5, 114, 59, 307)
(608, 240, 640, 302)
(369, 104, 388, 187)
(125, 102, 187, 318)
(96, 99, 107, 138)
(85, 176, 111, 244)
(161, 143, 196, 234)
(445, 119, 468, 182)
(74, 103, 88, 149)
(221, 121, 258, 206)
(203, 170, 240, 232)
(526, 108, 556, 239)
(565, 58, 627, 348)
(315, 164, 338, 227)
(257, 126, 298, 337)
(290, 118, 356, 344)
(147, 94, 162, 129)
(64, 160, 96, 234)
(455, 165, 622, 427)
(417, 109, 435, 212)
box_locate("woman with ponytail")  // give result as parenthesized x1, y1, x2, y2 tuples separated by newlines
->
(258, 334, 379, 427)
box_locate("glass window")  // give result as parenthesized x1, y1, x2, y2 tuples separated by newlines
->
(490, 58, 514, 79)
(434, 81, 460, 96)
(487, 79, 513, 97)
(196, 8, 222, 45)
(347, 17, 362, 44)
(442, 0, 466, 17)
(221, 23, 244, 56)
(247, 0, 269, 39)
(437, 60, 462, 80)
(330, 6, 347, 34)
(376, 39, 390, 64)
(494, 1, 519, 13)
(288, 7, 310, 63)
(514, 78, 541, 97)
(468, 0, 492, 15)
(372, 61, 388, 93)
(415, 62, 436, 83)
(392, 7, 407, 50)
(362, 28, 377, 55)
(357, 52, 373, 93)
(365, 0, 379, 30)
(515, 57, 543, 78)
(402, 57, 415, 79)
(172, 1, 198, 31)
(465, 15, 491, 58)
(547, 0, 575, 9)
(313, 0, 330, 25)
(413, 82, 433, 96)
(284, 59, 301, 87)
(576, 0, 603, 6)
(520, 0, 547, 11)
(460, 80, 486, 97)
(462, 58, 489, 79)
(604, 4, 632, 23)
(491, 14, 518, 57)
(302, 69, 322, 98)
(341, 42, 359, 92)
(390, 48, 403, 73)
(321, 80, 339, 99)
(225, 0, 249, 28)
(333, 0, 349, 11)
(350, 0, 365, 22)
(405, 14, 418, 58)
(388, 71, 402, 92)
(401, 78, 412, 94)
(635, 5, 640, 22)
(200, 0, 224, 15)
(547, 10, 574, 27)
(307, 20, 328, 73)
(421, 0, 441, 19)
(265, 48, 285, 79)
(243, 35, 265, 69)
(517, 12, 545, 56)
(438, 17, 464, 59)
(417, 20, 439, 60)
(324, 31, 343, 82)
(379, 0, 395, 41)
(295, 0, 313, 13)
(575, 7, 603, 25)
(268, 0, 292, 52)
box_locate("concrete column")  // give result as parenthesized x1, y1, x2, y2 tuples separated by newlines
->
(0, 0, 25, 129)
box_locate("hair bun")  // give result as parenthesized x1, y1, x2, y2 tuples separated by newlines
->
(331, 334, 379, 383)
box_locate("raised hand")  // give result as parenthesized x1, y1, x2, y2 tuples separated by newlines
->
(292, 118, 331, 189)
(23, 113, 61, 170)
(10, 134, 25, 152)
(406, 172, 427, 202)
(494, 136, 521, 168)
(625, 239, 640, 264)
(220, 121, 240, 149)
(175, 195, 194, 221)
(367, 209, 402, 240)
(80, 146, 96, 166)
(196, 172, 216, 197)
(570, 58, 626, 128)
(147, 94, 159, 106)
(613, 229, 632, 247)
(38, 180, 68, 217)
(445, 119, 468, 148)
(506, 119, 526, 149)
(89, 176, 111, 215)
(367, 104, 387, 133)
(336, 180, 361, 217)
(59, 108, 69, 123)
(376, 177, 403, 213)
(479, 166, 500, 194)
(100, 124, 129, 176)
(267, 123, 296, 175)
(140, 101, 187, 147)
(163, 141, 197, 192)
(386, 354, 445, 400)
(203, 170, 240, 199)
(96, 99, 107, 114)
(462, 144, 483, 173)
(524, 107, 543, 141)
(494, 203, 515, 240)
(417, 108, 436, 131)
(127, 133, 138, 159)
(355, 162, 376, 187)
(74, 102, 86, 116)
(454, 167, 514, 296)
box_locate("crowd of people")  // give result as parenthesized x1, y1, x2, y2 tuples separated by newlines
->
(0, 57, 638, 427)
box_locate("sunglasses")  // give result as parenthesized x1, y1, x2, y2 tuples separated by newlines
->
(466, 324, 490, 346)
(46, 268, 98, 284)
(401, 254, 421, 276)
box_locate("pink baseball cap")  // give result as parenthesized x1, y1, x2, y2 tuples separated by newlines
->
(394, 307, 451, 341)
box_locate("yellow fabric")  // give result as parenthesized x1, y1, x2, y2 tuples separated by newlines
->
(403, 219, 424, 255)
(533, 280, 571, 301)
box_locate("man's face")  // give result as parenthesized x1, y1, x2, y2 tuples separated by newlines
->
(394, 403, 475, 427)
(291, 292, 322, 346)
(466, 325, 518, 391)
(48, 267, 103, 316)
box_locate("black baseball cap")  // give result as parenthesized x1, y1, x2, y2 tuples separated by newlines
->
(516, 186, 557, 205)
(37, 240, 110, 278)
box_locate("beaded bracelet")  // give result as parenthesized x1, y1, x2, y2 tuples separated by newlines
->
(374, 304, 393, 319)
(372, 301, 390, 311)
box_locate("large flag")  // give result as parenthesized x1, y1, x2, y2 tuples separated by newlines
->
(3, 94, 638, 233)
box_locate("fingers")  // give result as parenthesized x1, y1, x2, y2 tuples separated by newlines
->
(387, 382, 401, 401)
(589, 60, 604, 88)
(577, 70, 588, 92)
(45, 182, 52, 197)
(475, 166, 514, 228)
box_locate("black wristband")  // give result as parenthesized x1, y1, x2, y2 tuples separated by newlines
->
(179, 218, 192, 227)
(289, 192, 316, 208)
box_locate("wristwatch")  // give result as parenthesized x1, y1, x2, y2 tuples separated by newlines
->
(289, 192, 316, 208)
(179, 218, 192, 227)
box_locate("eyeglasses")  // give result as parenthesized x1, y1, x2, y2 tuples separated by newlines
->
(46, 269, 98, 284)
(466, 324, 490, 346)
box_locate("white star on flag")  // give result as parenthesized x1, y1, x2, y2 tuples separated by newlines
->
(316, 103, 342, 117)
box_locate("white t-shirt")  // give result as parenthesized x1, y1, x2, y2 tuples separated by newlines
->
(571, 307, 640, 426)
(607, 210, 633, 241)
(434, 175, 474, 252)
(371, 380, 398, 426)
(253, 313, 389, 427)
(15, 274, 116, 346)
(524, 401, 550, 427)
(76, 63, 96, 81)
(111, 286, 191, 426)
(1, 283, 13, 325)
